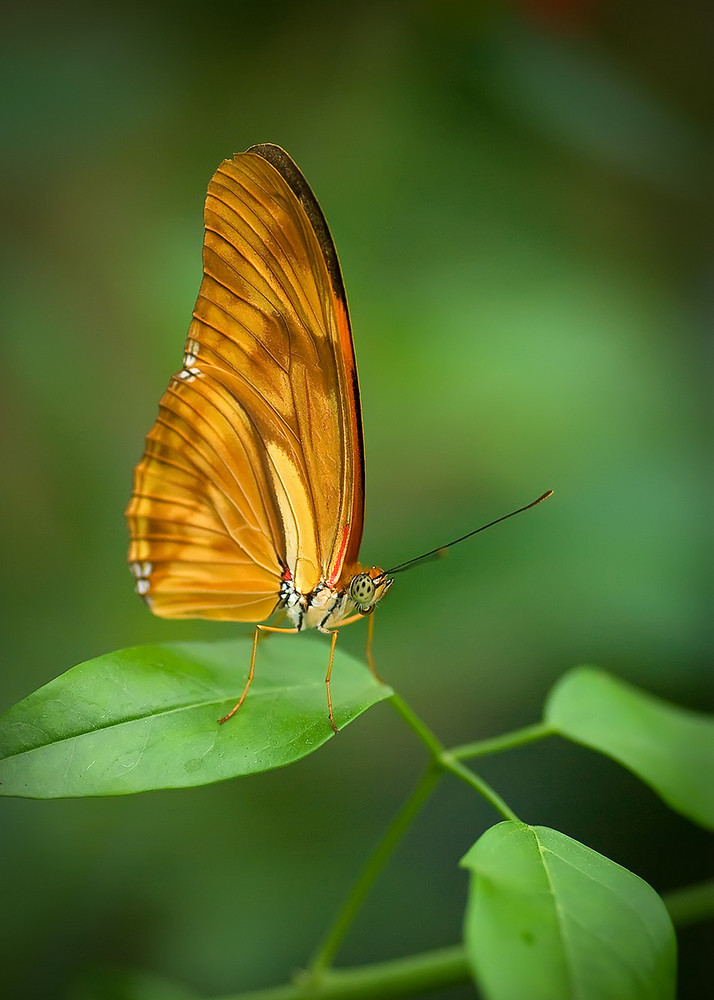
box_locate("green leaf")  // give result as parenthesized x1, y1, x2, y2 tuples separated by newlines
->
(461, 822, 676, 1000)
(0, 636, 391, 798)
(545, 666, 714, 829)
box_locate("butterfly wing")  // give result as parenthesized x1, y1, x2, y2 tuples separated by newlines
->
(126, 144, 365, 620)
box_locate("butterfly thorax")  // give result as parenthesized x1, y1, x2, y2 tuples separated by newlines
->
(280, 567, 391, 632)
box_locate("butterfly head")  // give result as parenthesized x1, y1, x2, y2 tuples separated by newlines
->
(347, 567, 392, 616)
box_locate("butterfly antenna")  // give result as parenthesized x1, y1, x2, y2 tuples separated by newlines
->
(380, 490, 553, 578)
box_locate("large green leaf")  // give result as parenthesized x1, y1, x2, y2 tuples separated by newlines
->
(545, 666, 714, 829)
(0, 636, 391, 798)
(462, 822, 676, 1000)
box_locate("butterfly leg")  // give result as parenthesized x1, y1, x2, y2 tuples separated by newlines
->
(325, 629, 340, 734)
(325, 610, 383, 683)
(218, 624, 297, 724)
(364, 612, 383, 683)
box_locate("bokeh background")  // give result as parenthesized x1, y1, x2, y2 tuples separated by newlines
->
(1, 1, 711, 997)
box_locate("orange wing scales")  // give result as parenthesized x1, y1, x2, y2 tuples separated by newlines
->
(126, 145, 368, 621)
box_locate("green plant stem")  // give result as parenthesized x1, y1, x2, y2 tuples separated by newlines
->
(306, 763, 442, 984)
(440, 753, 521, 822)
(216, 945, 470, 1000)
(450, 721, 554, 759)
(387, 693, 445, 757)
(389, 692, 520, 822)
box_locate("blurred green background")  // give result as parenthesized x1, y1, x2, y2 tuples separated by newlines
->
(1, 0, 711, 997)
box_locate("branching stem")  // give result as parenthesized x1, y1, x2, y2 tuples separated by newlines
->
(305, 691, 523, 987)
(439, 753, 520, 822)
(450, 721, 554, 759)
(216, 693, 714, 1000)
(389, 693, 520, 821)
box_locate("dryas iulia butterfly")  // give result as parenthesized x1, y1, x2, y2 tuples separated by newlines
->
(126, 143, 551, 730)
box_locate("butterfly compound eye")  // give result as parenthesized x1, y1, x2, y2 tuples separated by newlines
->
(349, 572, 377, 611)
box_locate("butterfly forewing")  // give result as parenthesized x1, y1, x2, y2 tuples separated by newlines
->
(127, 145, 365, 620)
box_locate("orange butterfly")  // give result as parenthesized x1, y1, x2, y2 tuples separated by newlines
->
(126, 144, 551, 731)
(126, 144, 391, 730)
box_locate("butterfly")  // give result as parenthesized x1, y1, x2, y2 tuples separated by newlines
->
(126, 143, 552, 731)
(126, 144, 392, 731)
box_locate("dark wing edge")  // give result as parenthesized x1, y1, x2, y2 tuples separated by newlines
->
(245, 144, 366, 576)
